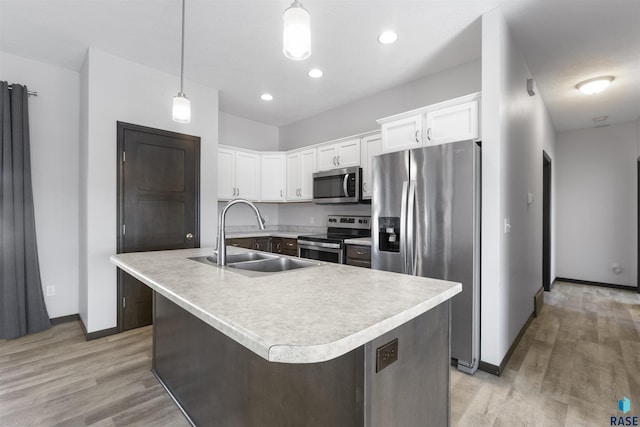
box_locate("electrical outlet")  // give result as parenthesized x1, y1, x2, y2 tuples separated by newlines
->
(376, 338, 399, 372)
(45, 285, 55, 296)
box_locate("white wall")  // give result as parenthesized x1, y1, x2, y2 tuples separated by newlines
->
(1, 51, 80, 319)
(80, 48, 219, 333)
(219, 111, 279, 151)
(556, 121, 638, 287)
(481, 9, 556, 367)
(279, 59, 482, 151)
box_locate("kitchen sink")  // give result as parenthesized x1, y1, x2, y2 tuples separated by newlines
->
(190, 252, 321, 277)
(228, 257, 320, 273)
(206, 252, 277, 264)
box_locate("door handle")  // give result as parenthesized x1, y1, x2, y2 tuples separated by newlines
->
(407, 180, 417, 275)
(400, 181, 409, 274)
(343, 174, 349, 197)
(186, 233, 194, 240)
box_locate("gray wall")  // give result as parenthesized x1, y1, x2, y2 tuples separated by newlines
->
(277, 59, 483, 226)
(219, 111, 279, 151)
(279, 59, 482, 151)
(480, 9, 557, 366)
(556, 121, 638, 286)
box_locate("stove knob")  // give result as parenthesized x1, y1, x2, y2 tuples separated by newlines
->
(358, 220, 362, 223)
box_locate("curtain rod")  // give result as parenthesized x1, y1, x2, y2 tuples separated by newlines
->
(7, 85, 38, 97)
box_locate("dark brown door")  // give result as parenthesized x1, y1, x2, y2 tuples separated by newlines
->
(543, 151, 552, 292)
(117, 122, 200, 331)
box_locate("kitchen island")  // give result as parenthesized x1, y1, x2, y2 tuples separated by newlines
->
(111, 247, 461, 426)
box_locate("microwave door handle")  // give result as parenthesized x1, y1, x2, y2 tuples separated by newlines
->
(407, 180, 417, 275)
(400, 181, 409, 274)
(343, 174, 349, 197)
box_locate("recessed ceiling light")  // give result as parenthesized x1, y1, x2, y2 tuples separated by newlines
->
(308, 68, 324, 78)
(261, 93, 274, 101)
(576, 76, 614, 95)
(377, 31, 398, 45)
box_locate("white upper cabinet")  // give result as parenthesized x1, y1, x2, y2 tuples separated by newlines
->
(286, 148, 316, 201)
(377, 93, 481, 154)
(360, 133, 382, 200)
(381, 114, 422, 154)
(218, 147, 236, 200)
(260, 153, 285, 202)
(218, 147, 260, 201)
(316, 138, 361, 171)
(425, 100, 478, 146)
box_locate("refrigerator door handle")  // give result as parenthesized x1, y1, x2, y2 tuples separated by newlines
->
(407, 180, 417, 275)
(400, 180, 409, 274)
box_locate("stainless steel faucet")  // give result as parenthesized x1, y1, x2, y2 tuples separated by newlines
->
(217, 198, 265, 266)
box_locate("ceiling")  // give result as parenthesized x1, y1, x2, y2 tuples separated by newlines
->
(1, 0, 638, 131)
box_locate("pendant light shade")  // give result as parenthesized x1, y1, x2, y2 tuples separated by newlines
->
(283, 0, 310, 60)
(173, 0, 191, 123)
(172, 93, 191, 123)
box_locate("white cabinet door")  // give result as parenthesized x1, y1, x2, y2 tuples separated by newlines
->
(425, 100, 478, 145)
(360, 133, 382, 200)
(317, 145, 338, 171)
(285, 148, 316, 201)
(381, 114, 422, 153)
(336, 138, 360, 168)
(260, 154, 285, 201)
(299, 149, 316, 200)
(218, 148, 236, 200)
(234, 151, 260, 201)
(286, 153, 300, 201)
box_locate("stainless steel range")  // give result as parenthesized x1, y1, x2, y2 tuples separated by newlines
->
(297, 215, 371, 264)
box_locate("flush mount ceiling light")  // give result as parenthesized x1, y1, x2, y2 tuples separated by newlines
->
(172, 0, 190, 123)
(308, 68, 323, 78)
(283, 0, 311, 60)
(261, 93, 274, 101)
(576, 76, 615, 95)
(377, 31, 398, 44)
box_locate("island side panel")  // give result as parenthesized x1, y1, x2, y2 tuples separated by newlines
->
(364, 301, 450, 427)
(152, 292, 364, 426)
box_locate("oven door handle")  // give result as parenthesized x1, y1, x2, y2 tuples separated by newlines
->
(297, 240, 342, 249)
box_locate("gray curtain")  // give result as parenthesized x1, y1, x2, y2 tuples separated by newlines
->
(0, 82, 50, 339)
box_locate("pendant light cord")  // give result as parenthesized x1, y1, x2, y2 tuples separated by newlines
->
(179, 0, 186, 95)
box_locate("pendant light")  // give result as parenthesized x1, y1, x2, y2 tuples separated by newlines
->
(283, 0, 311, 60)
(172, 0, 190, 123)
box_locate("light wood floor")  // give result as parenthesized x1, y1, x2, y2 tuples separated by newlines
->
(452, 281, 640, 426)
(1, 281, 638, 426)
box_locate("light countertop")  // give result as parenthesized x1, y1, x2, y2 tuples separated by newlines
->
(110, 247, 460, 364)
(224, 231, 302, 239)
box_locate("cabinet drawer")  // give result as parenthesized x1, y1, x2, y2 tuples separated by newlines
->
(226, 238, 254, 249)
(346, 245, 371, 262)
(282, 238, 298, 256)
(253, 237, 271, 252)
(346, 259, 371, 269)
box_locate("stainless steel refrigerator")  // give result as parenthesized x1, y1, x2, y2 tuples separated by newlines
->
(372, 139, 480, 374)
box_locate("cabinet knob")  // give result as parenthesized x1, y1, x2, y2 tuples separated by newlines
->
(186, 233, 194, 240)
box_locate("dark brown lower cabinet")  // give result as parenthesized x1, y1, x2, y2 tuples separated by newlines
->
(225, 236, 298, 256)
(346, 245, 371, 268)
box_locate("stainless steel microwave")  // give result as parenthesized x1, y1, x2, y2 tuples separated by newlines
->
(312, 167, 362, 204)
